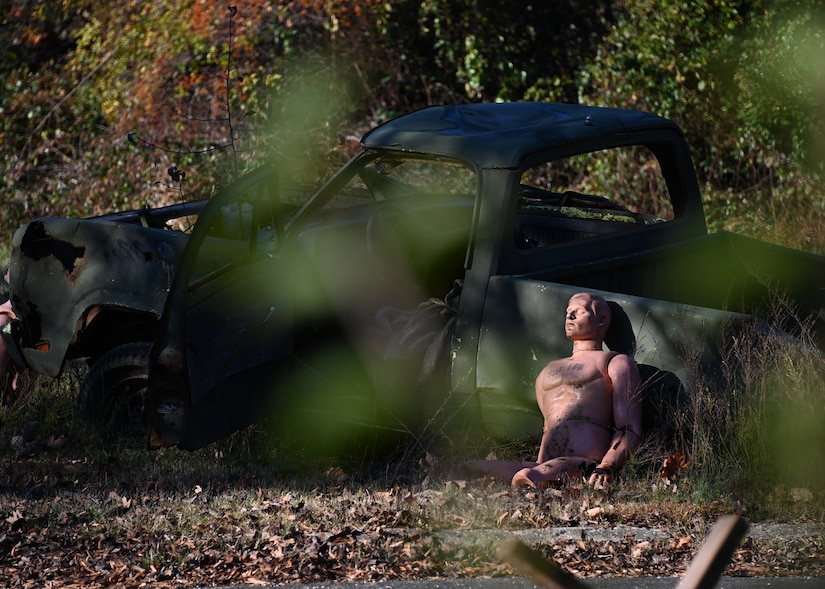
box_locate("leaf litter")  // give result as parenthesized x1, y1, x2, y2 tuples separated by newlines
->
(0, 446, 823, 588)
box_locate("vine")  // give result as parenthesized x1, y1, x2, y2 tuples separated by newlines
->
(126, 5, 253, 197)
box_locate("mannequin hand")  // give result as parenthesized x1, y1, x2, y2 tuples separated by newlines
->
(588, 465, 613, 489)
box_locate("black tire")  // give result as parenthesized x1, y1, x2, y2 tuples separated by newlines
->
(78, 341, 152, 439)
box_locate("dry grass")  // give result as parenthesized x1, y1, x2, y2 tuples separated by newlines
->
(0, 337, 824, 587)
(3, 211, 825, 585)
(2, 315, 824, 518)
(0, 421, 822, 587)
(687, 297, 825, 505)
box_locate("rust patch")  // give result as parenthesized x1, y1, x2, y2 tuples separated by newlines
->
(20, 221, 86, 278)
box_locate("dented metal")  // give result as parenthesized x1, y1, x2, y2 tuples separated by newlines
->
(8, 202, 199, 376)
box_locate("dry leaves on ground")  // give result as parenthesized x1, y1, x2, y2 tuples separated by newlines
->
(1, 451, 823, 588)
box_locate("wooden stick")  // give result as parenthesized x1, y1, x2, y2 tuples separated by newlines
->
(676, 515, 749, 589)
(498, 538, 590, 589)
(500, 515, 747, 589)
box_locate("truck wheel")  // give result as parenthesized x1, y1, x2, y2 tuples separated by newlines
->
(78, 341, 152, 439)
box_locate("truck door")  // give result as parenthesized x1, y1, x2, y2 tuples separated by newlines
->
(148, 165, 294, 449)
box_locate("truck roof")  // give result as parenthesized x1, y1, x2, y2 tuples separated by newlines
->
(360, 102, 682, 169)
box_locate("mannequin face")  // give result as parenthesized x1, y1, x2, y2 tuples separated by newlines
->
(564, 294, 608, 341)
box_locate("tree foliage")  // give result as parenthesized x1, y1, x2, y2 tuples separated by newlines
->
(413, 0, 614, 102)
(733, 0, 825, 175)
(1, 0, 823, 250)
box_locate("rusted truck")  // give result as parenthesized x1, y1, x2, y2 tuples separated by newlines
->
(7, 102, 825, 449)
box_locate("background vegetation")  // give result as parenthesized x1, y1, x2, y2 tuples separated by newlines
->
(1, 0, 823, 251)
(1, 0, 824, 522)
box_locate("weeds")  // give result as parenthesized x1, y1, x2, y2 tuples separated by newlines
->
(0, 269, 824, 585)
(0, 365, 823, 587)
(1, 298, 824, 523)
(657, 292, 825, 515)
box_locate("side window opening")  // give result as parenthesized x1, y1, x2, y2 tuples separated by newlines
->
(515, 145, 674, 250)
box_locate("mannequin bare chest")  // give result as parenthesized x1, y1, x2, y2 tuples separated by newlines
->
(537, 351, 615, 426)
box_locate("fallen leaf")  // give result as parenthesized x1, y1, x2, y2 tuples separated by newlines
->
(6, 509, 23, 525)
(419, 452, 437, 472)
(325, 466, 346, 481)
(47, 434, 68, 449)
(631, 541, 652, 559)
(661, 450, 689, 484)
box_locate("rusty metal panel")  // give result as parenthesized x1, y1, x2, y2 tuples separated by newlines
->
(9, 218, 187, 376)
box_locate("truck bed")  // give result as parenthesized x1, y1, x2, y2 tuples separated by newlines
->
(526, 230, 825, 339)
(473, 231, 825, 441)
